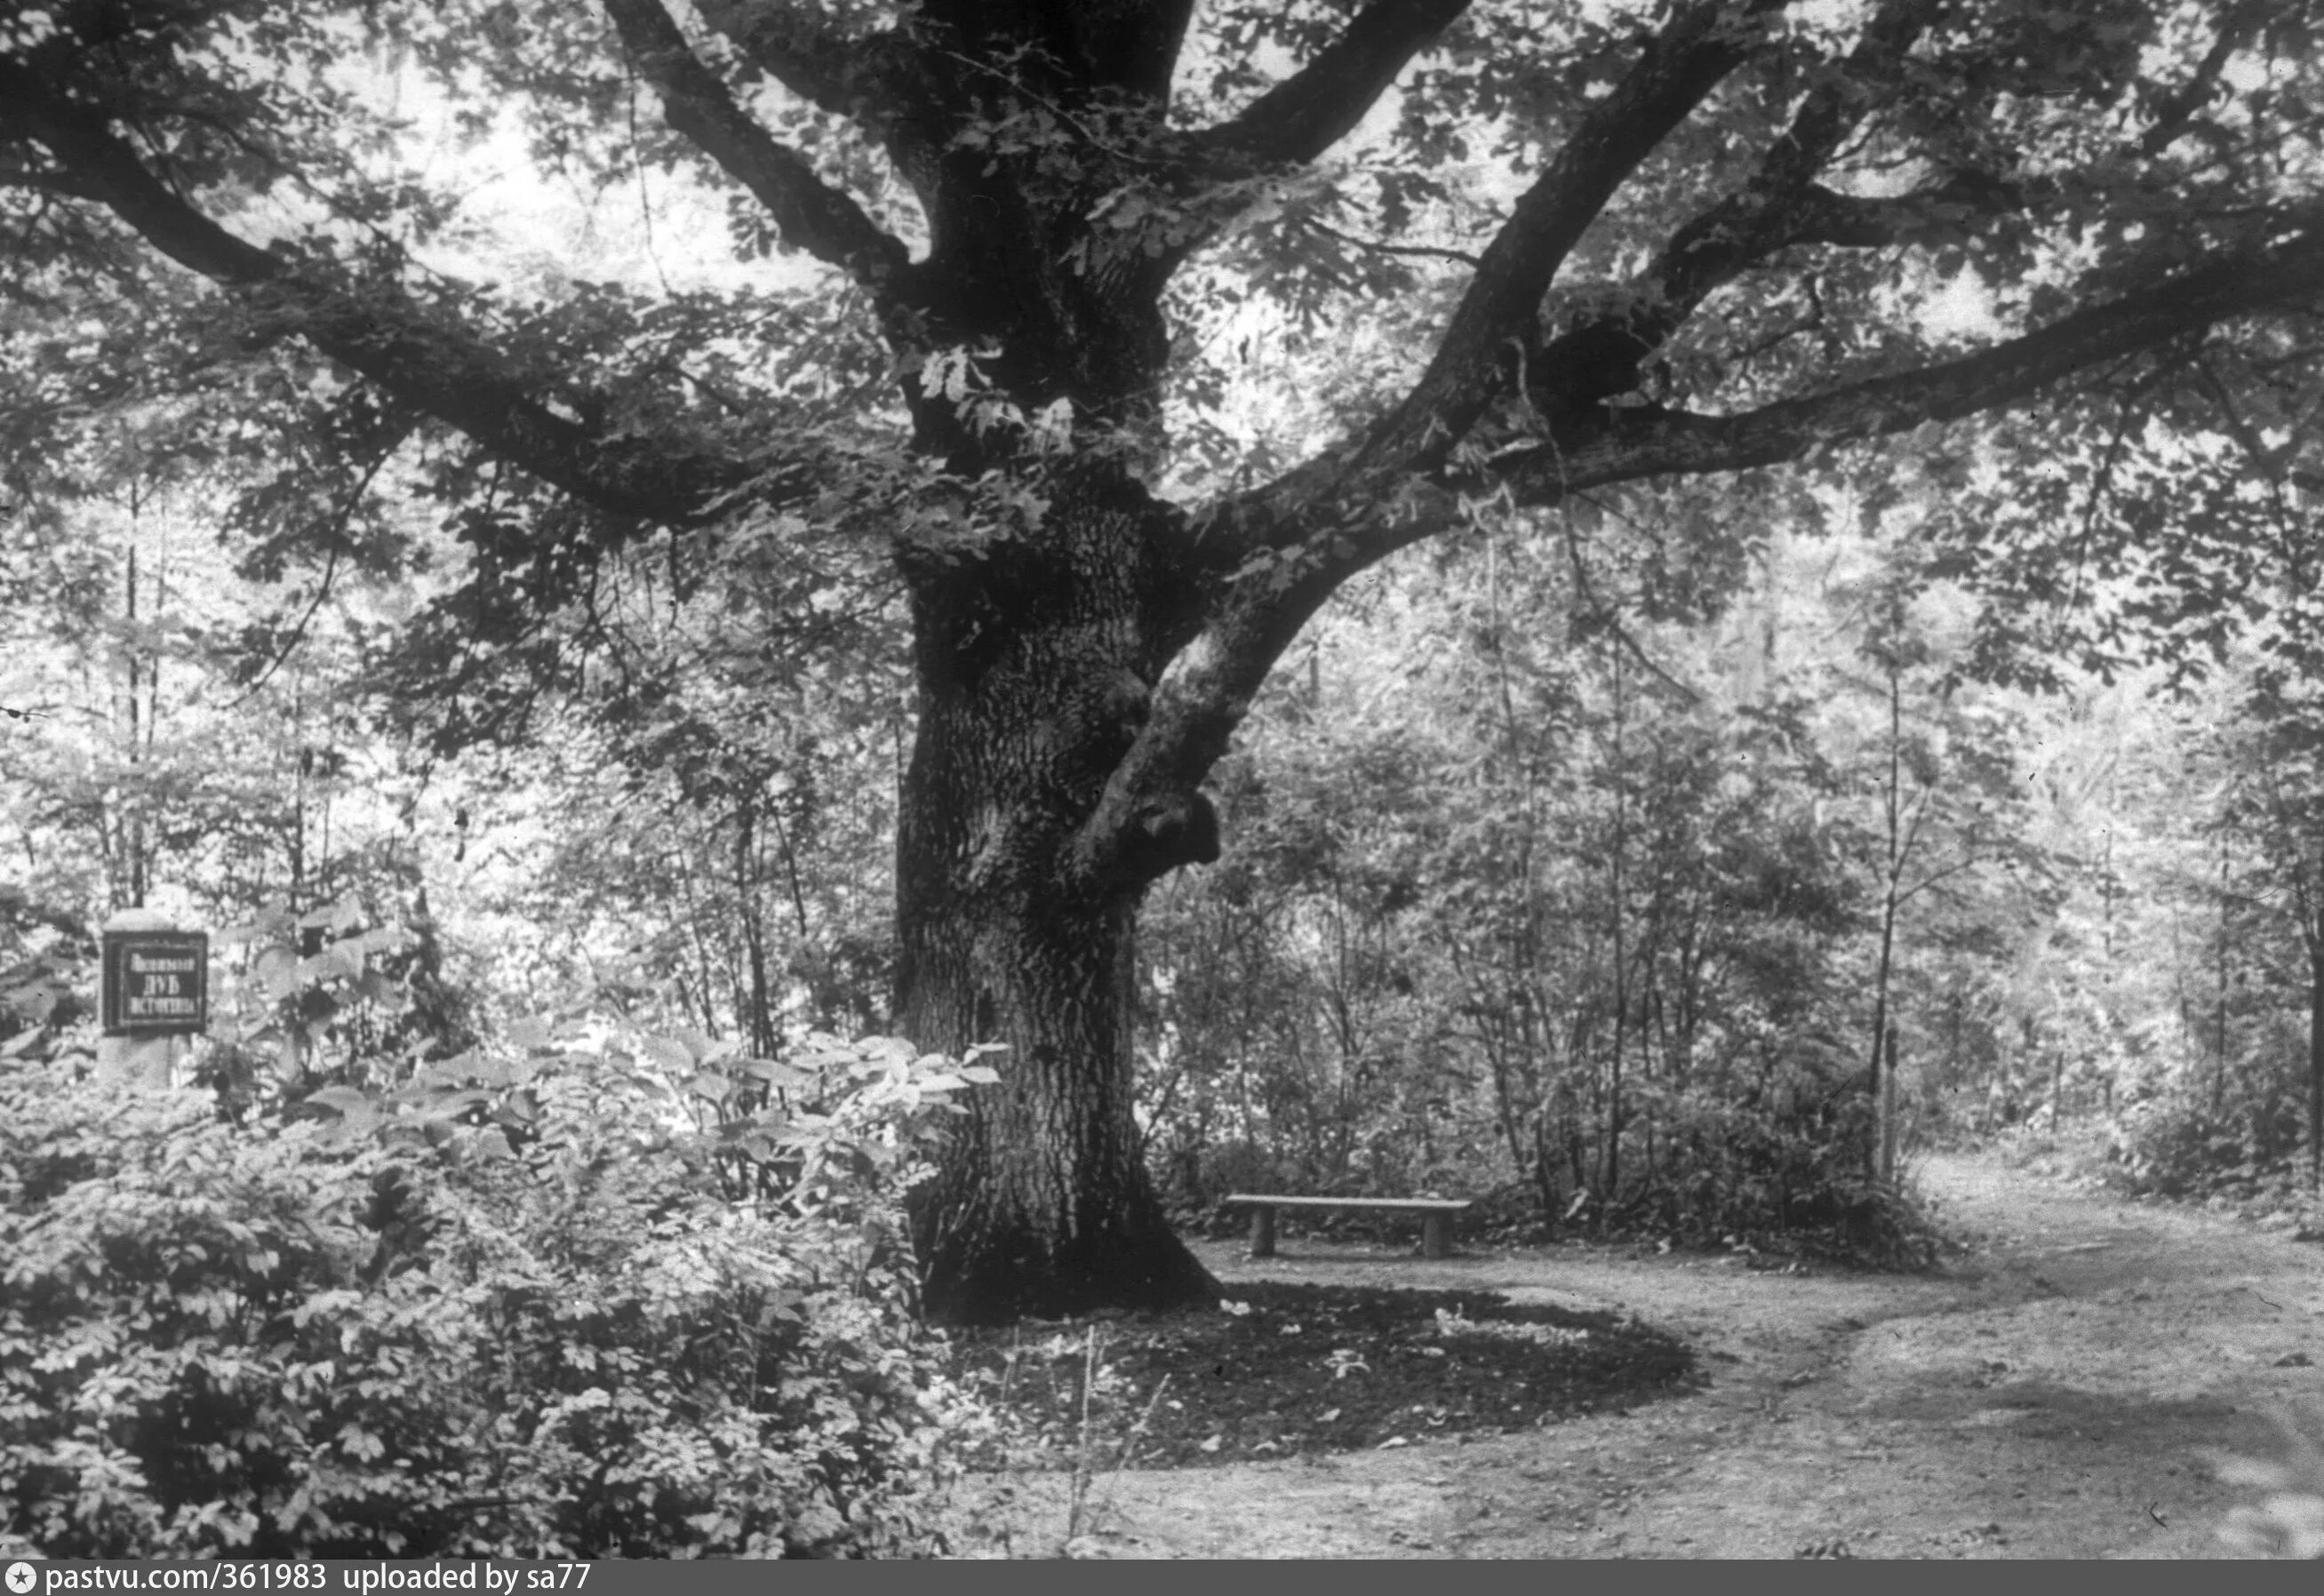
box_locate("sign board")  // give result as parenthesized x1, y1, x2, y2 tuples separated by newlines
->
(101, 929, 208, 1036)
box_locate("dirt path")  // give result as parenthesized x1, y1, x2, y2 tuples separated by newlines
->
(962, 1151, 2324, 1559)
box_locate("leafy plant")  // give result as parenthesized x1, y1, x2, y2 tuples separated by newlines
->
(0, 1031, 991, 1559)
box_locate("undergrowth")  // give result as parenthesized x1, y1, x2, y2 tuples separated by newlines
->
(0, 1032, 987, 1560)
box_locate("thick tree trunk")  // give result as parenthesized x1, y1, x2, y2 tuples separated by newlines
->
(898, 874, 1218, 1321)
(892, 468, 1221, 1323)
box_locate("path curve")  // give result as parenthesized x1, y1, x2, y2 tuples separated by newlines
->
(978, 1151, 2324, 1559)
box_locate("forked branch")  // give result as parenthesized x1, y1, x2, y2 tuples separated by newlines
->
(1355, 0, 1779, 473)
(1074, 222, 2324, 887)
(1529, 0, 1945, 412)
(2, 63, 766, 525)
(603, 0, 912, 292)
(1196, 0, 1471, 164)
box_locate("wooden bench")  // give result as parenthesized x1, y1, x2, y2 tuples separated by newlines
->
(1222, 1194, 1472, 1260)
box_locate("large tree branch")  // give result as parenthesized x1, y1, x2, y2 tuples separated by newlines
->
(1072, 222, 2324, 889)
(1111, 0, 1470, 283)
(1354, 0, 1777, 474)
(695, 0, 897, 120)
(3, 65, 764, 525)
(1498, 226, 2324, 500)
(694, 0, 946, 197)
(2142, 0, 2270, 157)
(603, 0, 911, 292)
(1528, 0, 2280, 418)
(1528, 0, 1943, 413)
(1781, 180, 2004, 249)
(1195, 0, 1470, 164)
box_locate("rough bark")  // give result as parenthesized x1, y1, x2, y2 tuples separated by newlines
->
(893, 467, 1221, 1321)
(898, 883, 1217, 1322)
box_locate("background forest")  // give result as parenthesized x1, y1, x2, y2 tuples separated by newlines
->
(10, 0, 2324, 1560)
(12, 396, 2324, 1248)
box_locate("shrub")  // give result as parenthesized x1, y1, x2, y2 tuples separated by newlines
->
(1609, 1081, 1944, 1269)
(0, 1033, 986, 1559)
(2108, 1066, 2310, 1203)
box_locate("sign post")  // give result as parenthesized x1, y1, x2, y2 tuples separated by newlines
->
(98, 910, 206, 1085)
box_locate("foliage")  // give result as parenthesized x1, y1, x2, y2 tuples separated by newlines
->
(2107, 1033, 2316, 1204)
(0, 1032, 993, 1559)
(0, 889, 94, 1060)
(12, 0, 2324, 1314)
(2063, 659, 2324, 1207)
(1139, 507, 1958, 1266)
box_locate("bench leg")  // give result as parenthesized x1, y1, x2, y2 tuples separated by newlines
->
(1249, 1206, 1276, 1258)
(1422, 1212, 1450, 1260)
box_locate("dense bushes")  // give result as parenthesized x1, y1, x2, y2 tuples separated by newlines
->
(1606, 1087, 1942, 1268)
(0, 1034, 985, 1559)
(2107, 1073, 2315, 1208)
(1137, 617, 1950, 1265)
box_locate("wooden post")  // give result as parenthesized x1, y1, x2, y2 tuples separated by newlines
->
(95, 1032, 181, 1088)
(98, 908, 202, 1088)
(1248, 1205, 1275, 1258)
(1422, 1210, 1451, 1260)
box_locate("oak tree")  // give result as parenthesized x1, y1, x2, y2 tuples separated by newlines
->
(8, 0, 2324, 1319)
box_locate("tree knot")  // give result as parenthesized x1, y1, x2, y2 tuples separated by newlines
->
(1121, 788, 1221, 881)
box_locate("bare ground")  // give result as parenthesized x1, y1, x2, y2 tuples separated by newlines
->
(949, 1150, 2324, 1559)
